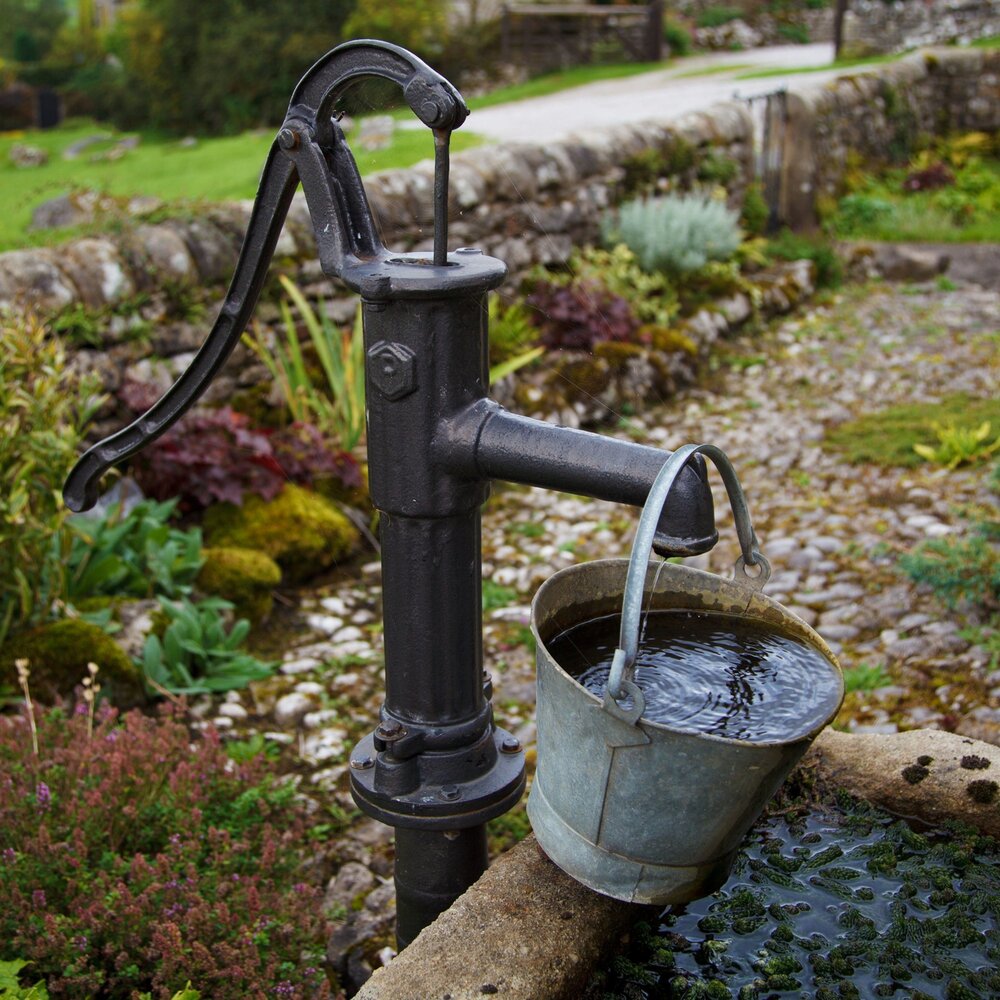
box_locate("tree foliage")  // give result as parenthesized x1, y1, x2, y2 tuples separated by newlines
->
(75, 0, 356, 134)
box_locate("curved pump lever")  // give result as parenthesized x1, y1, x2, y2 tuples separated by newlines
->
(64, 40, 468, 513)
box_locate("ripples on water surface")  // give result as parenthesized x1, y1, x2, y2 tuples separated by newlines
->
(548, 610, 842, 741)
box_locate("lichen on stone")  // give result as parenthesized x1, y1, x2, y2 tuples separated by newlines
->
(901, 763, 929, 784)
(203, 483, 359, 585)
(961, 755, 990, 771)
(966, 779, 998, 805)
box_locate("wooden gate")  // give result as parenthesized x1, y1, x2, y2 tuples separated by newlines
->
(501, 3, 663, 75)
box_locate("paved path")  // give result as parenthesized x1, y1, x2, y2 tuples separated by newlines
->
(460, 43, 840, 143)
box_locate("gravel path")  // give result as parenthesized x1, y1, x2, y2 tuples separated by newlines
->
(196, 279, 1000, 987)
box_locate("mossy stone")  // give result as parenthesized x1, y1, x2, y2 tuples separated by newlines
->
(1, 619, 145, 707)
(203, 483, 359, 584)
(197, 546, 282, 623)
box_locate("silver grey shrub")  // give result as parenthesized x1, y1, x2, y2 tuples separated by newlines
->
(605, 192, 742, 274)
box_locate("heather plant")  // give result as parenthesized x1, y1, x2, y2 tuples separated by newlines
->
(0, 700, 331, 999)
(605, 193, 742, 275)
(0, 313, 103, 648)
(525, 280, 640, 351)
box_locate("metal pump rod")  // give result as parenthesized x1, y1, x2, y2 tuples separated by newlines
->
(62, 40, 721, 948)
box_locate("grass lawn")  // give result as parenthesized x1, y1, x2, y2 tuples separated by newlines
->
(734, 52, 902, 80)
(0, 118, 483, 253)
(464, 60, 663, 110)
(672, 62, 755, 79)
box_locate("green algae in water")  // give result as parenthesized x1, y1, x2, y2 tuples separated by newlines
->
(587, 801, 1000, 999)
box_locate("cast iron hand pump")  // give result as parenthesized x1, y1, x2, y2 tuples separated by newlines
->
(63, 40, 721, 946)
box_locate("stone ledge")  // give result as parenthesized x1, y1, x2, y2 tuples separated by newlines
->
(355, 728, 1000, 1000)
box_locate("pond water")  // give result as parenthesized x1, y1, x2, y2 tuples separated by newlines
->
(587, 799, 1000, 999)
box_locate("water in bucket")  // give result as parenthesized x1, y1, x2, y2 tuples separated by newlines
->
(548, 609, 842, 742)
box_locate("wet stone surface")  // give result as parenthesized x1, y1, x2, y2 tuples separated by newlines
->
(194, 281, 998, 992)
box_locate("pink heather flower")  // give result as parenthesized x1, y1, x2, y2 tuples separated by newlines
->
(36, 782, 51, 810)
(32, 889, 46, 909)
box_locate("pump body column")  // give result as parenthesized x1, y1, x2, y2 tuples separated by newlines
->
(347, 260, 525, 948)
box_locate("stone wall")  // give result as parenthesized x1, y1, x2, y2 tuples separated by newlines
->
(843, 0, 1000, 56)
(1, 46, 998, 434)
(779, 46, 1000, 229)
(0, 102, 754, 436)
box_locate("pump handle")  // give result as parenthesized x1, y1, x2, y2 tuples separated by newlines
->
(604, 443, 771, 723)
(64, 40, 467, 513)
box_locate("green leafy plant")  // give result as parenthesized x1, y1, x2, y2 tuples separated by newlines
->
(244, 276, 366, 451)
(0, 313, 103, 649)
(842, 661, 891, 693)
(913, 421, 1000, 469)
(605, 193, 742, 275)
(0, 960, 48, 999)
(61, 500, 203, 603)
(139, 597, 276, 694)
(488, 293, 538, 366)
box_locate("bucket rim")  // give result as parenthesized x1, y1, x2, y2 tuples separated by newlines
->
(530, 558, 845, 749)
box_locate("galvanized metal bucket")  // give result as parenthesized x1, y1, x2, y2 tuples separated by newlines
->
(527, 444, 844, 905)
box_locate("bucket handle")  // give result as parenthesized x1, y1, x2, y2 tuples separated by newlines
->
(604, 444, 771, 724)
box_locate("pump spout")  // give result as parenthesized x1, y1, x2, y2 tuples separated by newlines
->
(437, 401, 719, 557)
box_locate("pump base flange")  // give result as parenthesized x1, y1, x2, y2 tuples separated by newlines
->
(350, 726, 526, 830)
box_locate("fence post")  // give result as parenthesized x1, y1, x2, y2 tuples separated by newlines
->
(647, 1, 664, 62)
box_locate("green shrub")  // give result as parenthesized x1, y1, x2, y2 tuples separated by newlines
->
(244, 277, 366, 452)
(557, 244, 680, 327)
(664, 17, 693, 55)
(766, 229, 843, 288)
(697, 150, 739, 187)
(741, 182, 770, 236)
(0, 315, 102, 649)
(0, 702, 330, 998)
(834, 193, 897, 235)
(605, 193, 743, 275)
(696, 5, 743, 28)
(0, 959, 48, 999)
(900, 530, 999, 613)
(776, 23, 810, 44)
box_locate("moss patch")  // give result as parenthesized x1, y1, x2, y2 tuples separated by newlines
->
(203, 484, 359, 585)
(1, 619, 144, 707)
(824, 394, 1000, 467)
(197, 546, 282, 624)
